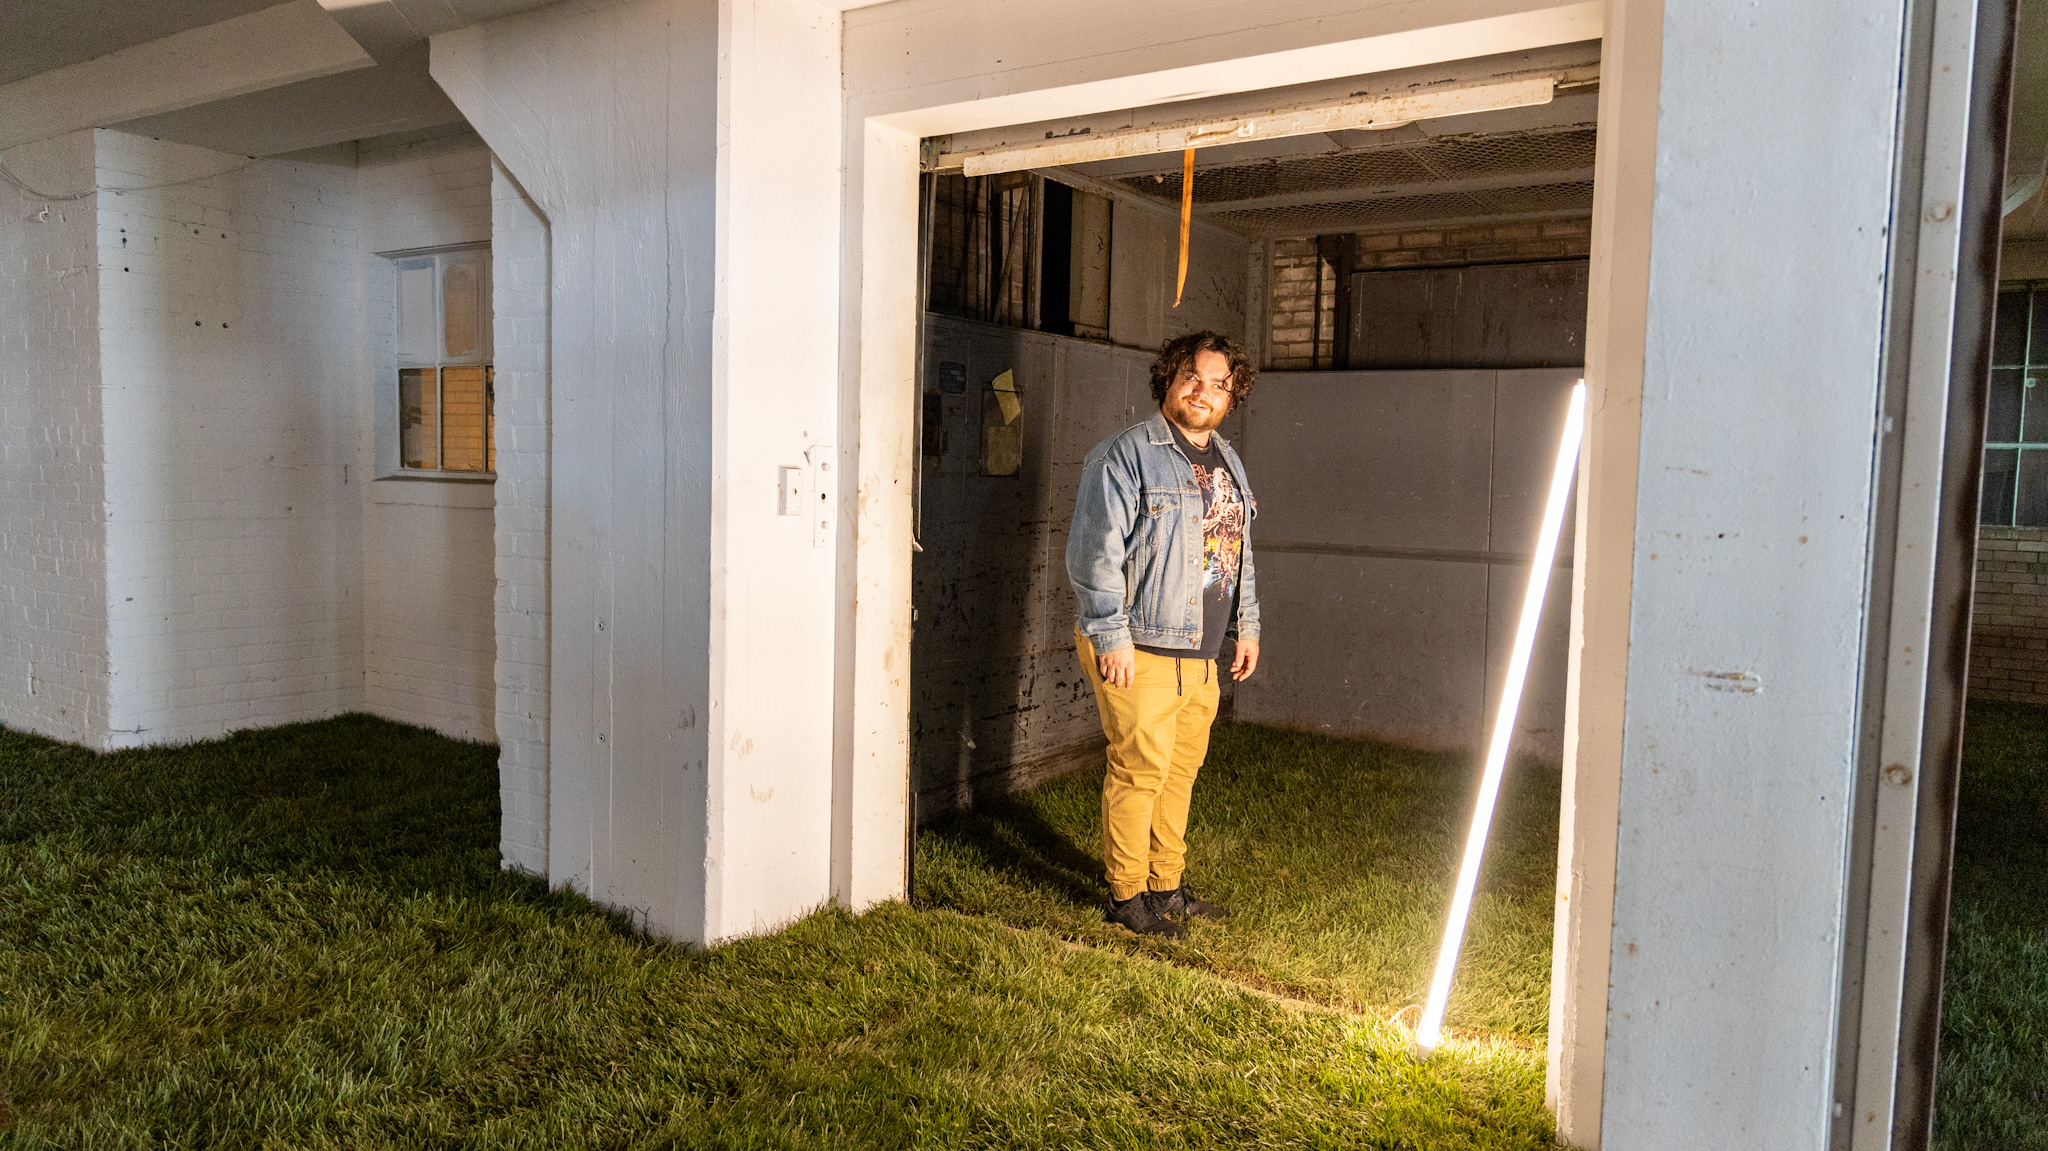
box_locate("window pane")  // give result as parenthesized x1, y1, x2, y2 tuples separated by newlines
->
(400, 368, 439, 469)
(440, 366, 489, 472)
(444, 259, 480, 359)
(1994, 289, 2030, 366)
(2020, 449, 2048, 527)
(1984, 447, 2019, 525)
(397, 260, 437, 363)
(2026, 374, 2048, 444)
(1990, 369, 2023, 442)
(2029, 290, 2048, 367)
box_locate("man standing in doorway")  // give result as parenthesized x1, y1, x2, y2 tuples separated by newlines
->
(1067, 331, 1261, 939)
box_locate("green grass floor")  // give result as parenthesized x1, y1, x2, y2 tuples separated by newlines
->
(914, 724, 1560, 1039)
(5, 703, 2036, 1148)
(1934, 701, 2048, 1150)
(1, 716, 1554, 1149)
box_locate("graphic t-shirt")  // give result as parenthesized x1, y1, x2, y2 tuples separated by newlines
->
(1135, 422, 1246, 662)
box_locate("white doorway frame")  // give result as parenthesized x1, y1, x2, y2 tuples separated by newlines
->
(833, 0, 1623, 1139)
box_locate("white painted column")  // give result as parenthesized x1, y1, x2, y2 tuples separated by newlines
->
(1547, 0, 1659, 1141)
(434, 0, 842, 944)
(707, 0, 845, 939)
(1592, 0, 1913, 1145)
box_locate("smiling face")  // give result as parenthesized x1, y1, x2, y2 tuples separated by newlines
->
(1161, 348, 1236, 437)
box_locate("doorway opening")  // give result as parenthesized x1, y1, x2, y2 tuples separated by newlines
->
(899, 41, 1598, 1053)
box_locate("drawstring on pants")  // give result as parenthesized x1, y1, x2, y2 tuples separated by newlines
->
(1171, 658, 1210, 696)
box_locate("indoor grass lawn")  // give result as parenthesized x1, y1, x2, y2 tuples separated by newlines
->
(915, 723, 1561, 1040)
(1933, 700, 2048, 1151)
(0, 715, 1555, 1149)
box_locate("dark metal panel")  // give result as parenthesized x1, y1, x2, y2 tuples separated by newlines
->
(1346, 259, 1589, 370)
(911, 317, 1155, 817)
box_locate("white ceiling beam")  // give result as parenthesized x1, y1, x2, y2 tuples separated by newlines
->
(0, 0, 374, 153)
(941, 76, 1557, 177)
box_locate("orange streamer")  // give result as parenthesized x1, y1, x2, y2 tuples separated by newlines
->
(1173, 147, 1194, 308)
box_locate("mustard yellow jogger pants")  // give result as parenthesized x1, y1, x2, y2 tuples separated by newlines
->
(1077, 630, 1220, 902)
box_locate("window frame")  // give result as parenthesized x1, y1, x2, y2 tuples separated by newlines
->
(383, 244, 494, 482)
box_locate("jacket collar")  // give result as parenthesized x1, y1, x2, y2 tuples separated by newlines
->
(1145, 407, 1231, 453)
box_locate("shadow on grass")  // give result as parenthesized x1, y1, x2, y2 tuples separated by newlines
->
(914, 721, 1563, 1039)
(917, 790, 1107, 910)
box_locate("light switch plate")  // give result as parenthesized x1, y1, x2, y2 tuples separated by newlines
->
(806, 444, 835, 547)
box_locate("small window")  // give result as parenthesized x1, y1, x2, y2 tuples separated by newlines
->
(393, 249, 493, 475)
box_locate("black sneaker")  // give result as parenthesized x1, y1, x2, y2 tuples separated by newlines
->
(1105, 892, 1187, 939)
(1145, 883, 1230, 921)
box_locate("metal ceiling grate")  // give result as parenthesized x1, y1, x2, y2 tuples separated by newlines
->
(1108, 127, 1597, 238)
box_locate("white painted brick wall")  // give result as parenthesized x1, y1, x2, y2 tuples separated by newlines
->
(0, 130, 113, 747)
(94, 130, 365, 746)
(491, 157, 550, 875)
(358, 127, 498, 742)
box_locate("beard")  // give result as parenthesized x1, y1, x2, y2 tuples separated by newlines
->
(1165, 392, 1228, 433)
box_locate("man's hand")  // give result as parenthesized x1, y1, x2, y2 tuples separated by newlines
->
(1230, 639, 1261, 682)
(1098, 647, 1136, 689)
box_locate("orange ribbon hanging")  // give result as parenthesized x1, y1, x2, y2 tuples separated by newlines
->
(1173, 147, 1194, 308)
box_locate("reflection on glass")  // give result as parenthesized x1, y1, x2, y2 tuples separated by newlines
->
(1995, 289, 2030, 367)
(444, 261, 479, 359)
(1991, 369, 2024, 443)
(2020, 449, 2048, 528)
(398, 263, 437, 363)
(2029, 291, 2048, 370)
(1984, 447, 2018, 525)
(400, 368, 438, 470)
(441, 366, 489, 472)
(2026, 376, 2048, 445)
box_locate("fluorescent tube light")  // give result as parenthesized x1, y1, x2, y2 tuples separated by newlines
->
(1415, 379, 1586, 1055)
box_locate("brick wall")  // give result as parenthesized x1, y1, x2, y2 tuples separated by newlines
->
(1266, 218, 1594, 369)
(358, 127, 498, 743)
(1267, 237, 1335, 369)
(95, 130, 365, 746)
(491, 157, 551, 876)
(0, 130, 112, 746)
(1351, 217, 1591, 271)
(1969, 526, 2048, 703)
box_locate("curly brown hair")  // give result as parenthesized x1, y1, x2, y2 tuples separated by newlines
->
(1149, 331, 1257, 409)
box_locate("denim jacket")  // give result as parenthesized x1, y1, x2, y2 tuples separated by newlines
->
(1066, 409, 1260, 655)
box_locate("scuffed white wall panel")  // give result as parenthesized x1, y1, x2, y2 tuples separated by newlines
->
(492, 157, 551, 877)
(433, 0, 721, 940)
(708, 0, 844, 942)
(0, 131, 112, 747)
(358, 128, 498, 743)
(1107, 209, 1248, 350)
(1234, 369, 1577, 760)
(1599, 0, 1905, 1144)
(95, 131, 364, 745)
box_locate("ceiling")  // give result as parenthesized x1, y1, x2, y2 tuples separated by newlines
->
(0, 0, 284, 85)
(0, 0, 563, 157)
(1060, 92, 1600, 241)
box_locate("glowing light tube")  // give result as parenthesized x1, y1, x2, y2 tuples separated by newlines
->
(1416, 380, 1586, 1054)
